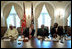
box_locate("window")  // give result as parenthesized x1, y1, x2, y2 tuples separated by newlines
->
(67, 14, 71, 27)
(7, 5, 20, 29)
(38, 5, 51, 33)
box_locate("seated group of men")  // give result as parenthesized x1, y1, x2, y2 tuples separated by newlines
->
(3, 24, 35, 40)
(3, 23, 65, 40)
(37, 23, 64, 39)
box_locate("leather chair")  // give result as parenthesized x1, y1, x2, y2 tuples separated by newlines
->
(66, 26, 71, 36)
(17, 27, 22, 35)
(1, 27, 7, 38)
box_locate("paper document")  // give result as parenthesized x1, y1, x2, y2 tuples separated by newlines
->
(3, 39, 11, 41)
(66, 38, 71, 40)
(18, 38, 24, 41)
(52, 38, 59, 41)
(25, 37, 28, 40)
(45, 37, 52, 41)
(38, 36, 42, 38)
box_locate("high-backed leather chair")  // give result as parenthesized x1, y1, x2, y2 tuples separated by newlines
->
(64, 26, 68, 33)
(66, 26, 71, 36)
(1, 27, 7, 38)
(17, 27, 22, 35)
(64, 26, 70, 34)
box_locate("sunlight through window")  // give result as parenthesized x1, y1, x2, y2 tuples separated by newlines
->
(38, 5, 51, 33)
(67, 14, 71, 27)
(7, 5, 20, 29)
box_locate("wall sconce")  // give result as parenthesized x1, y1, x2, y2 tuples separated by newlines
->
(55, 8, 65, 19)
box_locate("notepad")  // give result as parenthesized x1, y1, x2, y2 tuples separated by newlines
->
(44, 37, 52, 41)
(52, 38, 59, 42)
(38, 36, 42, 38)
(65, 38, 71, 40)
(25, 37, 28, 40)
(18, 38, 24, 41)
(3, 39, 11, 41)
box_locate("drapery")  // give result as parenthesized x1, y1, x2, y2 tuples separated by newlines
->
(3, 3, 23, 27)
(3, 4, 12, 26)
(14, 4, 23, 19)
(35, 3, 44, 19)
(35, 3, 44, 36)
(45, 3, 54, 26)
(45, 3, 54, 19)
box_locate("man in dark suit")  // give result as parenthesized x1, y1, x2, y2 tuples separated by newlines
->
(51, 23, 58, 38)
(37, 25, 49, 37)
(58, 26, 64, 37)
(23, 24, 35, 38)
(51, 23, 63, 38)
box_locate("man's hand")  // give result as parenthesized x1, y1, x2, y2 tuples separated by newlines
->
(29, 35, 32, 39)
(9, 35, 12, 37)
(22, 35, 24, 38)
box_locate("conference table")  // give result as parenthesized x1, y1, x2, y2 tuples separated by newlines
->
(1, 36, 71, 48)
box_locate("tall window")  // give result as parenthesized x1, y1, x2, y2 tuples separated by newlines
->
(7, 5, 20, 29)
(38, 5, 51, 33)
(67, 14, 71, 27)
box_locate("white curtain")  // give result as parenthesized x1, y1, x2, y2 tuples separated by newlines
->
(35, 3, 44, 19)
(3, 4, 12, 26)
(45, 3, 54, 19)
(14, 4, 23, 26)
(35, 3, 44, 36)
(3, 5, 12, 19)
(45, 3, 54, 26)
(14, 4, 23, 20)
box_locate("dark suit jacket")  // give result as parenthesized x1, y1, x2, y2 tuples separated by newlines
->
(23, 28, 35, 37)
(58, 26, 63, 36)
(51, 26, 63, 37)
(37, 28, 49, 36)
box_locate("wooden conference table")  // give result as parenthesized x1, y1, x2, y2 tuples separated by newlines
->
(1, 36, 71, 48)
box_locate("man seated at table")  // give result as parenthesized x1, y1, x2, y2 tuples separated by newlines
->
(43, 26, 49, 38)
(3, 25, 19, 40)
(37, 25, 49, 38)
(58, 26, 64, 37)
(51, 23, 63, 39)
(51, 23, 58, 38)
(23, 24, 35, 38)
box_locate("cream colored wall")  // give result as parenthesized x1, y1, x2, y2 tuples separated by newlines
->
(1, 1, 71, 27)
